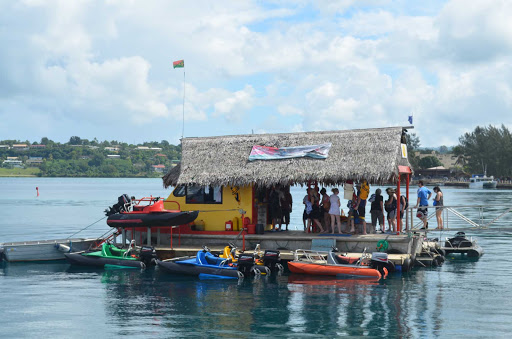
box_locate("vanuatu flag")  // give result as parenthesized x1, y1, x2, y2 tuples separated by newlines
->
(173, 60, 184, 68)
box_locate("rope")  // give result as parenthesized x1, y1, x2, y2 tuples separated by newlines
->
(66, 216, 107, 239)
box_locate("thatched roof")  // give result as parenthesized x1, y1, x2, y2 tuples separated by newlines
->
(163, 126, 412, 188)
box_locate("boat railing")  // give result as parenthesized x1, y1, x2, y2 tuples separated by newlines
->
(294, 249, 328, 264)
(403, 204, 512, 231)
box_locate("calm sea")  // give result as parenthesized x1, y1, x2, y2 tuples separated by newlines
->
(1, 178, 512, 338)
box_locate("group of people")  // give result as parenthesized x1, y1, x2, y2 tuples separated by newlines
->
(369, 180, 444, 233)
(268, 185, 293, 231)
(270, 179, 445, 233)
(301, 179, 371, 234)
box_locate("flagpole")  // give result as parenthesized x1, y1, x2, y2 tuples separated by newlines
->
(182, 71, 185, 140)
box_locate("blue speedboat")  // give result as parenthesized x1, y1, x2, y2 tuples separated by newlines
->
(156, 247, 260, 279)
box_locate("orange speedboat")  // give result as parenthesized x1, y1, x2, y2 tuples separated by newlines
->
(287, 249, 388, 279)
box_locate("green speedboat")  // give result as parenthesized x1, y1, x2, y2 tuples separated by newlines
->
(64, 242, 156, 269)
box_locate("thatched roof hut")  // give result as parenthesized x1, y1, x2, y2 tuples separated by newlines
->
(163, 126, 412, 188)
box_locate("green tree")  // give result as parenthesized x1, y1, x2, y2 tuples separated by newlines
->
(456, 124, 512, 177)
(406, 133, 420, 170)
(69, 136, 82, 145)
(418, 156, 442, 169)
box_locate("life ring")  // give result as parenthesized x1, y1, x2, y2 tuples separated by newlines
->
(376, 240, 389, 252)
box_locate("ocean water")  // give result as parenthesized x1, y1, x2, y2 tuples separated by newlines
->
(1, 178, 512, 338)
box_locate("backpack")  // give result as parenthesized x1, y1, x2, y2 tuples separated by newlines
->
(401, 195, 408, 210)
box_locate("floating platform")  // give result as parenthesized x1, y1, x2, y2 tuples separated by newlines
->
(0, 238, 97, 262)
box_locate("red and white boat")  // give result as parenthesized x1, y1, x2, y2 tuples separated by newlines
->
(105, 195, 199, 228)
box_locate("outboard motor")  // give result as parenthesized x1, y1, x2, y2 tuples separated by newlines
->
(237, 253, 258, 277)
(139, 246, 157, 267)
(370, 252, 392, 274)
(263, 250, 283, 273)
(105, 194, 132, 216)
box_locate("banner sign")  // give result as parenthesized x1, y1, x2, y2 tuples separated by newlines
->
(248, 143, 332, 161)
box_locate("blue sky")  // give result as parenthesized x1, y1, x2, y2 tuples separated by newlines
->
(1, 0, 511, 147)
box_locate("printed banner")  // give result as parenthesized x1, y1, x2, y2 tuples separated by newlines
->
(248, 143, 331, 161)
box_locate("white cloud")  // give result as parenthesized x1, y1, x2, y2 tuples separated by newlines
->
(213, 85, 255, 122)
(1, 0, 512, 147)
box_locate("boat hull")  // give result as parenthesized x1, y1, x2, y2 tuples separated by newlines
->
(0, 238, 97, 262)
(156, 259, 241, 278)
(287, 261, 382, 278)
(106, 210, 199, 228)
(64, 252, 145, 268)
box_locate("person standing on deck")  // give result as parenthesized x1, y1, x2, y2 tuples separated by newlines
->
(269, 186, 282, 231)
(329, 188, 342, 234)
(320, 188, 331, 232)
(385, 188, 397, 233)
(415, 181, 432, 230)
(355, 180, 369, 235)
(370, 188, 384, 233)
(308, 188, 325, 233)
(433, 186, 444, 230)
(303, 188, 312, 231)
(281, 186, 293, 231)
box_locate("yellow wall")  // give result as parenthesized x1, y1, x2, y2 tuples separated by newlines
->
(164, 185, 254, 231)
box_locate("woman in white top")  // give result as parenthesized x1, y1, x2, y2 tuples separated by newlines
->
(329, 188, 342, 234)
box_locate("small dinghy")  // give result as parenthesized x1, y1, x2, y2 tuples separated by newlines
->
(64, 241, 157, 269)
(287, 248, 389, 279)
(105, 194, 199, 228)
(440, 232, 484, 258)
(157, 246, 264, 279)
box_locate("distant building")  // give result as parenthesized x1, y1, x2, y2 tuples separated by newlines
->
(152, 164, 165, 173)
(3, 159, 23, 168)
(80, 156, 91, 160)
(30, 144, 46, 148)
(7, 156, 18, 160)
(150, 147, 162, 151)
(26, 157, 44, 166)
(105, 147, 119, 152)
(12, 144, 29, 151)
(107, 154, 121, 158)
(155, 153, 167, 157)
(136, 146, 150, 150)
(0, 145, 10, 149)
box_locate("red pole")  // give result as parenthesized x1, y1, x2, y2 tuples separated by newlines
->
(242, 230, 246, 251)
(170, 226, 173, 249)
(406, 173, 410, 231)
(397, 174, 401, 233)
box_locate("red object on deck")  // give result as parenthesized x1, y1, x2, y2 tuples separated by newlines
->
(225, 220, 233, 231)
(247, 224, 256, 234)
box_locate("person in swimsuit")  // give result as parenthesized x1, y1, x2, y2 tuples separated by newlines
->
(433, 186, 444, 230)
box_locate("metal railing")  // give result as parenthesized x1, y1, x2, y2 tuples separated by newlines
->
(404, 204, 512, 231)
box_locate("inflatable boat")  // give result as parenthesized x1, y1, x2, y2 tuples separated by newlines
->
(287, 248, 389, 279)
(157, 247, 265, 279)
(64, 241, 156, 268)
(105, 195, 199, 228)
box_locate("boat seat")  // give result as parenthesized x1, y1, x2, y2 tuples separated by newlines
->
(101, 243, 113, 257)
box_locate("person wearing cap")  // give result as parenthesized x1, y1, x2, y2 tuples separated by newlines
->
(384, 187, 397, 233)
